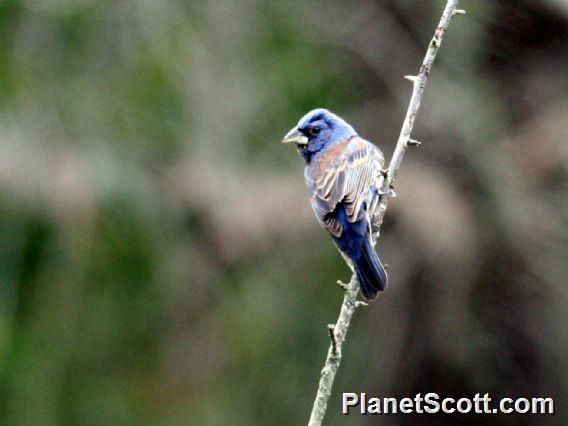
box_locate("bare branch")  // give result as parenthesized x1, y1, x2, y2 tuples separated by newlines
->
(308, 2, 463, 425)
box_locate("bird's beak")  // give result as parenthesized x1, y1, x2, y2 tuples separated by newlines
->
(282, 128, 308, 145)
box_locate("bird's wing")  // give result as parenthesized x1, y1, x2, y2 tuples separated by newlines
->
(306, 136, 384, 237)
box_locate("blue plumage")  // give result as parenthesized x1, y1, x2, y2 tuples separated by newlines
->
(282, 109, 388, 300)
(333, 206, 386, 299)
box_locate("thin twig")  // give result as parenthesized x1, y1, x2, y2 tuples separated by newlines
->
(308, 2, 463, 424)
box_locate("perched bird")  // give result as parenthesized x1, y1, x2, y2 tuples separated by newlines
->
(282, 109, 387, 300)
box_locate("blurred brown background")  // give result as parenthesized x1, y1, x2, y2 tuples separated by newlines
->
(0, 0, 566, 425)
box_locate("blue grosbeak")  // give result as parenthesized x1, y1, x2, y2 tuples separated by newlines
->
(282, 109, 387, 300)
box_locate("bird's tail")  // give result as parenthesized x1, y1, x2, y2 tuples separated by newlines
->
(354, 237, 387, 300)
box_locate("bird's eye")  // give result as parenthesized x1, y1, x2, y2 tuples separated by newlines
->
(310, 126, 321, 136)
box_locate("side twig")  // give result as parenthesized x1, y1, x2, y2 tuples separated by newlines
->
(308, 2, 464, 425)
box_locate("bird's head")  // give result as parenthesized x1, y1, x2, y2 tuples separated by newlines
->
(282, 108, 356, 162)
